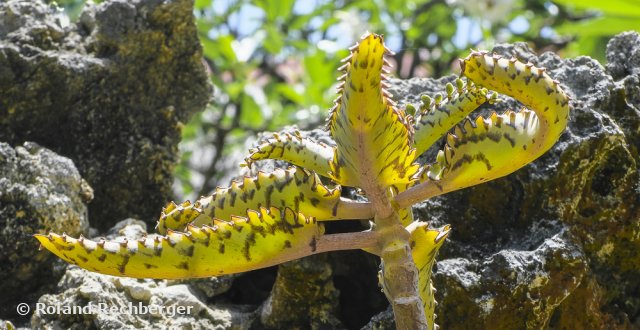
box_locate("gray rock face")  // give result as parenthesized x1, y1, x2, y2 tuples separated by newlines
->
(0, 142, 91, 323)
(0, 0, 212, 231)
(31, 268, 245, 330)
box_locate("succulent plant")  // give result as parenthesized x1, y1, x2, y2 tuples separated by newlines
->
(36, 32, 569, 329)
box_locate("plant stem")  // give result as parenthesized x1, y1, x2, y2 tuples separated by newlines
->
(394, 181, 446, 209)
(266, 231, 381, 266)
(376, 212, 428, 330)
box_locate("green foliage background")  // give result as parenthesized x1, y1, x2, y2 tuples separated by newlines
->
(52, 0, 640, 200)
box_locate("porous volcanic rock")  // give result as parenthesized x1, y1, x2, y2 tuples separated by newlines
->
(0, 142, 91, 324)
(0, 0, 212, 231)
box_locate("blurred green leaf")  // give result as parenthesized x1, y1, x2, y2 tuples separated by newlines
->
(557, 16, 640, 36)
(264, 26, 285, 54)
(276, 84, 305, 105)
(240, 90, 264, 129)
(194, 0, 212, 10)
(553, 0, 640, 16)
(255, 0, 294, 22)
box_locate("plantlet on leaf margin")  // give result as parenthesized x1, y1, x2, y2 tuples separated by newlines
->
(36, 33, 569, 329)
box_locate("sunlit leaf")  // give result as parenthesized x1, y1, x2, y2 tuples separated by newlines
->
(553, 0, 640, 16)
(557, 16, 640, 36)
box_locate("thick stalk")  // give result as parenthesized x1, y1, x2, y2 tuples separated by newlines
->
(376, 212, 428, 330)
(357, 159, 426, 328)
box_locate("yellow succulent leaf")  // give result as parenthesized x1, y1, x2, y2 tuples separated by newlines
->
(413, 79, 490, 156)
(328, 33, 420, 192)
(423, 110, 549, 190)
(245, 131, 344, 184)
(157, 166, 364, 234)
(396, 52, 570, 206)
(408, 222, 450, 330)
(35, 207, 323, 279)
(461, 51, 570, 149)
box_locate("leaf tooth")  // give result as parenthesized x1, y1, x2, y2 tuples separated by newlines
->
(186, 223, 198, 233)
(537, 67, 546, 76)
(383, 57, 393, 68)
(453, 124, 464, 140)
(524, 62, 534, 73)
(444, 145, 454, 165)
(246, 208, 261, 219)
(493, 112, 503, 127)
(201, 224, 214, 234)
(230, 214, 248, 224)
(136, 239, 147, 250)
(163, 201, 178, 213)
(384, 46, 396, 56)
(475, 115, 489, 130)
(446, 133, 457, 147)
(340, 53, 353, 63)
(299, 166, 312, 177)
(464, 117, 476, 131)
